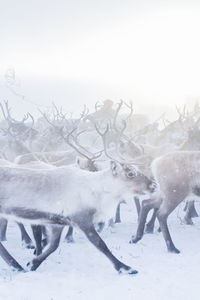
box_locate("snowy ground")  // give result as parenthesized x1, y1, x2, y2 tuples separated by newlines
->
(0, 199, 200, 300)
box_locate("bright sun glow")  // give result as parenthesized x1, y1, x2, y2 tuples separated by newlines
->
(1, 2, 200, 113)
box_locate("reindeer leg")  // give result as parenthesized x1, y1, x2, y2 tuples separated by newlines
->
(145, 208, 158, 233)
(189, 201, 198, 217)
(17, 222, 34, 249)
(0, 242, 24, 271)
(0, 218, 8, 241)
(115, 203, 121, 223)
(65, 226, 74, 243)
(114, 200, 126, 223)
(75, 213, 137, 275)
(183, 201, 188, 212)
(134, 196, 141, 216)
(41, 226, 48, 248)
(27, 225, 64, 271)
(80, 225, 137, 274)
(31, 225, 42, 256)
(130, 199, 154, 243)
(184, 201, 198, 225)
(157, 210, 180, 254)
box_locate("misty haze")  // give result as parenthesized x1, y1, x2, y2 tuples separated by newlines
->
(0, 1, 200, 300)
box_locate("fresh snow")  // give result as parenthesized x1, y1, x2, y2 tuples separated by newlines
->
(0, 199, 199, 300)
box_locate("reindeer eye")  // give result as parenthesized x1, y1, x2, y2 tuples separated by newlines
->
(127, 171, 135, 178)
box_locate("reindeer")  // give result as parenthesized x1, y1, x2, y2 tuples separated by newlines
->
(0, 153, 152, 273)
(114, 102, 200, 229)
(0, 101, 37, 161)
(0, 101, 38, 247)
(0, 106, 100, 253)
(130, 151, 200, 253)
(0, 102, 83, 249)
(15, 150, 77, 166)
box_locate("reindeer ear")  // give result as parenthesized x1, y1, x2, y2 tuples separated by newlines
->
(110, 161, 121, 176)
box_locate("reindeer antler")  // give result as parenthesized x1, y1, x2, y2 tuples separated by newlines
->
(62, 128, 102, 167)
(95, 122, 145, 166)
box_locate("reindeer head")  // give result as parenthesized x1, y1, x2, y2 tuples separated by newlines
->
(110, 161, 152, 195)
(0, 101, 38, 142)
(76, 156, 99, 172)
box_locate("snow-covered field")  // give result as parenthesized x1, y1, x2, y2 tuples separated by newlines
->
(0, 199, 199, 300)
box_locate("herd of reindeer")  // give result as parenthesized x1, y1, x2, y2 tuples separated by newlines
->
(0, 99, 199, 275)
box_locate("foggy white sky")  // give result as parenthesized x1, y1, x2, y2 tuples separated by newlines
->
(1, 0, 200, 117)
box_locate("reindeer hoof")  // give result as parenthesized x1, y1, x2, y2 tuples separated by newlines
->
(169, 248, 180, 254)
(129, 236, 141, 244)
(65, 237, 74, 243)
(184, 217, 194, 225)
(33, 248, 42, 256)
(118, 267, 138, 275)
(26, 261, 32, 271)
(22, 241, 35, 249)
(27, 259, 41, 271)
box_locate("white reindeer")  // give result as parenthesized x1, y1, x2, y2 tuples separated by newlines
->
(0, 157, 152, 274)
(0, 102, 39, 247)
(130, 151, 200, 253)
